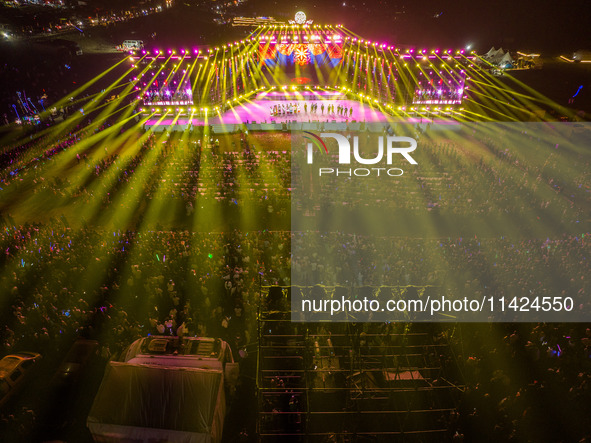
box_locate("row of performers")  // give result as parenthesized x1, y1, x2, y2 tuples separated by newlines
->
(270, 102, 354, 117)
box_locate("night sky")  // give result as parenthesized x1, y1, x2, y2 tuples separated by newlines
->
(233, 0, 591, 53)
(2, 0, 589, 53)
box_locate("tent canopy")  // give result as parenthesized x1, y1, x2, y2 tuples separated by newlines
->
(88, 362, 225, 443)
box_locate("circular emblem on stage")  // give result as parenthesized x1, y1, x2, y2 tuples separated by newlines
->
(294, 11, 307, 24)
(294, 44, 310, 65)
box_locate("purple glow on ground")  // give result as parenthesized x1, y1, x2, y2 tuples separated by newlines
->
(143, 92, 461, 127)
(145, 98, 391, 126)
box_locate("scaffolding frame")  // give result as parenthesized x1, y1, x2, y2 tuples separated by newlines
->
(256, 286, 464, 442)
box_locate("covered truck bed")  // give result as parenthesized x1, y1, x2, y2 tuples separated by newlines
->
(87, 361, 225, 443)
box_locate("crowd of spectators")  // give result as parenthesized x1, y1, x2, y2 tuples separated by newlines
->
(0, 51, 80, 125)
(0, 224, 291, 362)
(1, 127, 292, 230)
(449, 322, 591, 441)
(143, 89, 193, 106)
(292, 124, 589, 221)
(0, 118, 589, 439)
(292, 232, 590, 321)
(413, 87, 464, 104)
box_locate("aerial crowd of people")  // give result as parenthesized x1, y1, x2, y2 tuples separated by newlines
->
(0, 113, 589, 440)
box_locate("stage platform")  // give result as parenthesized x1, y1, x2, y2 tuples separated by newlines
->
(142, 92, 462, 132)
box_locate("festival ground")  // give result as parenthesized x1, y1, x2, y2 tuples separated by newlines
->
(1, 5, 591, 441)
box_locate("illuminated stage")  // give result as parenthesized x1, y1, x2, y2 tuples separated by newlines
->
(131, 13, 479, 129)
(142, 90, 463, 132)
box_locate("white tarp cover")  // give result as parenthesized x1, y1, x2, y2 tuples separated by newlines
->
(87, 362, 225, 443)
(482, 47, 514, 67)
(500, 52, 514, 65)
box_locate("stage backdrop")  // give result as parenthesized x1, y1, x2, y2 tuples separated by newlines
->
(259, 43, 343, 67)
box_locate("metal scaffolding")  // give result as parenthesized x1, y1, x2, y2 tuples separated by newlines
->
(257, 286, 464, 442)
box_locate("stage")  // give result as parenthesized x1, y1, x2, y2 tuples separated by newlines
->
(142, 91, 461, 131)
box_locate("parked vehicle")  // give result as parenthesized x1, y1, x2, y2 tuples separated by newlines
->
(118, 40, 144, 51)
(0, 352, 42, 408)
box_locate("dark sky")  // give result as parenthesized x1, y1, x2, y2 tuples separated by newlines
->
(5, 0, 587, 54)
(236, 0, 591, 53)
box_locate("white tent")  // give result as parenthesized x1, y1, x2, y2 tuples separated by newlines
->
(482, 47, 515, 68)
(500, 52, 514, 67)
(490, 48, 506, 63)
(87, 362, 225, 443)
(485, 46, 498, 58)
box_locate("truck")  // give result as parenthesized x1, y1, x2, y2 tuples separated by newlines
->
(87, 336, 239, 443)
(0, 352, 42, 409)
(117, 40, 144, 51)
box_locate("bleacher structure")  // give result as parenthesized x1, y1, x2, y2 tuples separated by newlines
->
(256, 286, 464, 442)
